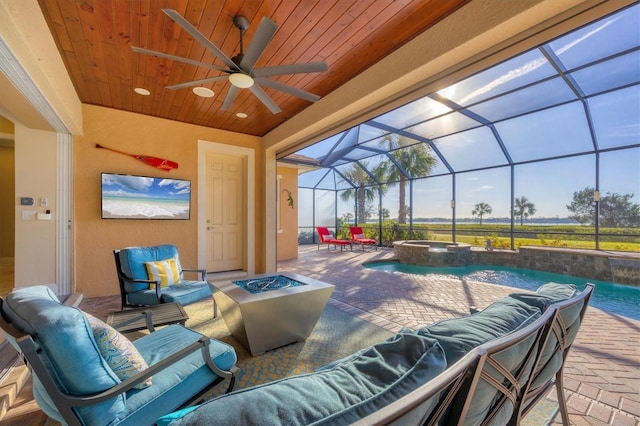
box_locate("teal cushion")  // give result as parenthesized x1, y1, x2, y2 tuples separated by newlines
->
(120, 325, 237, 425)
(529, 288, 586, 390)
(2, 286, 125, 424)
(119, 245, 181, 291)
(127, 281, 211, 306)
(510, 282, 578, 312)
(159, 330, 447, 426)
(418, 296, 542, 425)
(418, 296, 541, 365)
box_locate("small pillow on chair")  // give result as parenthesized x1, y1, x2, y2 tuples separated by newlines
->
(354, 233, 365, 239)
(327, 232, 335, 240)
(84, 313, 152, 389)
(145, 258, 181, 288)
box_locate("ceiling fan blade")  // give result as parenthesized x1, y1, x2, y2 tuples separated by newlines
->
(255, 78, 320, 102)
(239, 17, 278, 72)
(249, 85, 282, 114)
(221, 85, 240, 110)
(166, 76, 228, 90)
(132, 46, 230, 73)
(253, 62, 328, 78)
(162, 9, 240, 72)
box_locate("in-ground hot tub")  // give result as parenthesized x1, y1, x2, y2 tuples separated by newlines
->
(393, 240, 472, 267)
(209, 272, 334, 356)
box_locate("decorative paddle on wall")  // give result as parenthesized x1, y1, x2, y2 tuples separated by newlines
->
(96, 144, 178, 171)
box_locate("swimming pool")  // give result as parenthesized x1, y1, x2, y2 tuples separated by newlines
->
(365, 262, 640, 321)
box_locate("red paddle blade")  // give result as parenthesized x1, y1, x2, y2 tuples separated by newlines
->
(96, 144, 178, 171)
(136, 155, 179, 171)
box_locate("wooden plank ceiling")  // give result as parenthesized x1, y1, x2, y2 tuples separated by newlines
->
(37, 0, 469, 136)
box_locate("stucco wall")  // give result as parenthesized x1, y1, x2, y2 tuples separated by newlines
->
(276, 166, 299, 261)
(14, 124, 57, 288)
(74, 104, 262, 298)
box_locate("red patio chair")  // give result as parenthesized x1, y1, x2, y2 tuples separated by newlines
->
(316, 227, 352, 252)
(349, 226, 378, 250)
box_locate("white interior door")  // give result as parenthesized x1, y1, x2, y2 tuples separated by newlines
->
(206, 152, 245, 272)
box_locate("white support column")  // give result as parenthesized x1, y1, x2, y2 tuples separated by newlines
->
(56, 132, 73, 296)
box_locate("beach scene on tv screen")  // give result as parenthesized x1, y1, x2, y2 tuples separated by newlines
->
(102, 174, 190, 219)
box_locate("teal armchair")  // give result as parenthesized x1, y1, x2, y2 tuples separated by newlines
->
(114, 244, 216, 317)
(0, 285, 238, 426)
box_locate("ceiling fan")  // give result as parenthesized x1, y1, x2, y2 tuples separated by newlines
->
(132, 9, 328, 114)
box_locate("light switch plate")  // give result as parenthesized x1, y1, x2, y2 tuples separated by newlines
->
(22, 210, 36, 220)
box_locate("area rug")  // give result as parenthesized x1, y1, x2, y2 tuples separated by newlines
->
(179, 300, 393, 395)
(522, 397, 560, 426)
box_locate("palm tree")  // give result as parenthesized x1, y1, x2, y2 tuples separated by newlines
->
(379, 132, 438, 224)
(514, 196, 537, 225)
(471, 202, 492, 225)
(338, 162, 380, 224)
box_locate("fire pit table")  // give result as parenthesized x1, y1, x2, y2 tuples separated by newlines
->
(208, 272, 334, 356)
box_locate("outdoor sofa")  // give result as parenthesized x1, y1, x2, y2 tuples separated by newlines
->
(158, 282, 593, 425)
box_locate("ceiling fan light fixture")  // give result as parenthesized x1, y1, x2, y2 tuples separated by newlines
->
(192, 87, 214, 97)
(229, 73, 254, 88)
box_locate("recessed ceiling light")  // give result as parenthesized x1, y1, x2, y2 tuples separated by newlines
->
(236, 112, 248, 119)
(193, 87, 214, 98)
(134, 87, 150, 96)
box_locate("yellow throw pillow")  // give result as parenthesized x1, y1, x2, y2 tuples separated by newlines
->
(84, 313, 152, 389)
(145, 258, 181, 288)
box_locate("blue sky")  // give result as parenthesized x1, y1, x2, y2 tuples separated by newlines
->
(102, 173, 191, 200)
(294, 4, 639, 220)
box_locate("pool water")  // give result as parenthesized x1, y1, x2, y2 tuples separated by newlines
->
(365, 262, 640, 320)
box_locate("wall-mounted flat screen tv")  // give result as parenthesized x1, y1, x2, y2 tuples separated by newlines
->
(101, 173, 191, 220)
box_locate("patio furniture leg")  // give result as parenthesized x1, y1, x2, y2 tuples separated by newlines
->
(556, 368, 570, 426)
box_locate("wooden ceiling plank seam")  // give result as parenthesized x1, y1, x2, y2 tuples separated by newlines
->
(62, 54, 92, 104)
(120, 75, 134, 112)
(108, 74, 123, 110)
(97, 80, 113, 106)
(169, 1, 206, 87)
(129, 0, 148, 101)
(195, 0, 234, 74)
(316, 2, 401, 71)
(254, 0, 327, 72)
(310, 1, 425, 93)
(51, 0, 98, 102)
(115, 0, 134, 83)
(233, 0, 338, 114)
(96, 0, 116, 46)
(265, 0, 347, 67)
(252, 1, 372, 97)
(37, 0, 74, 52)
(37, 0, 92, 104)
(75, 1, 110, 87)
(242, 0, 293, 68)
(168, 0, 226, 95)
(175, 84, 198, 121)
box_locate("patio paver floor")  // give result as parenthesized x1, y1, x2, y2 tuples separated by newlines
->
(2, 245, 638, 425)
(281, 245, 640, 425)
